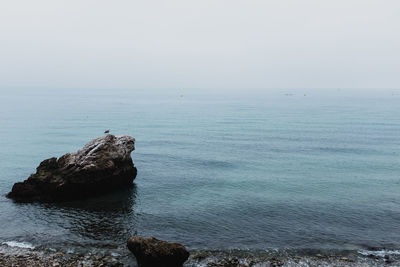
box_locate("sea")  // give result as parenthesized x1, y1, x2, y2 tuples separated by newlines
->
(0, 88, 399, 265)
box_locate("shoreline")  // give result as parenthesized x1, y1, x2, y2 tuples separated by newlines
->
(0, 245, 127, 267)
(1, 244, 399, 266)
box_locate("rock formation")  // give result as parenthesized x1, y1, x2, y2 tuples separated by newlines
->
(7, 135, 137, 202)
(127, 236, 189, 267)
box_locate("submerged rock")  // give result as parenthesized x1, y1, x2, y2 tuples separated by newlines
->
(127, 236, 189, 267)
(7, 135, 137, 202)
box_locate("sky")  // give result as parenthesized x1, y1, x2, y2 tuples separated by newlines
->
(0, 0, 399, 90)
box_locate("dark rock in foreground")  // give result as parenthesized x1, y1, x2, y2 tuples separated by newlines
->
(7, 134, 137, 202)
(127, 236, 189, 267)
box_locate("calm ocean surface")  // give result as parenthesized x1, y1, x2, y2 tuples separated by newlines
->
(0, 88, 399, 257)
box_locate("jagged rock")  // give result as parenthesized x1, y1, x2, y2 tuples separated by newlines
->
(7, 135, 137, 202)
(127, 236, 189, 267)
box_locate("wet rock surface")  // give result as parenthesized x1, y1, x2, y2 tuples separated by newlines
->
(187, 250, 400, 267)
(0, 245, 399, 267)
(7, 135, 137, 202)
(127, 236, 190, 267)
(0, 247, 125, 267)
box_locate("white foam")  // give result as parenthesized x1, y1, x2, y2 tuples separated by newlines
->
(358, 249, 400, 257)
(2, 241, 35, 249)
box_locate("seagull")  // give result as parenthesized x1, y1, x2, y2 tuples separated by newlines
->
(104, 129, 110, 134)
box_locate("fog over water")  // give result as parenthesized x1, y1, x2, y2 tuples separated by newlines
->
(0, 0, 399, 91)
(1, 1, 400, 266)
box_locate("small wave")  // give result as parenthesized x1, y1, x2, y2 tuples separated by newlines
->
(358, 249, 400, 257)
(2, 241, 35, 249)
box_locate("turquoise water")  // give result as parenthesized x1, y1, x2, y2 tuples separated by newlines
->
(0, 88, 399, 256)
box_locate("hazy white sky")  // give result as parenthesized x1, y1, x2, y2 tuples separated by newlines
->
(0, 0, 399, 90)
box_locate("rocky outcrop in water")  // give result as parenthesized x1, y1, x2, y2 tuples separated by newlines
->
(7, 135, 137, 202)
(127, 236, 189, 267)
